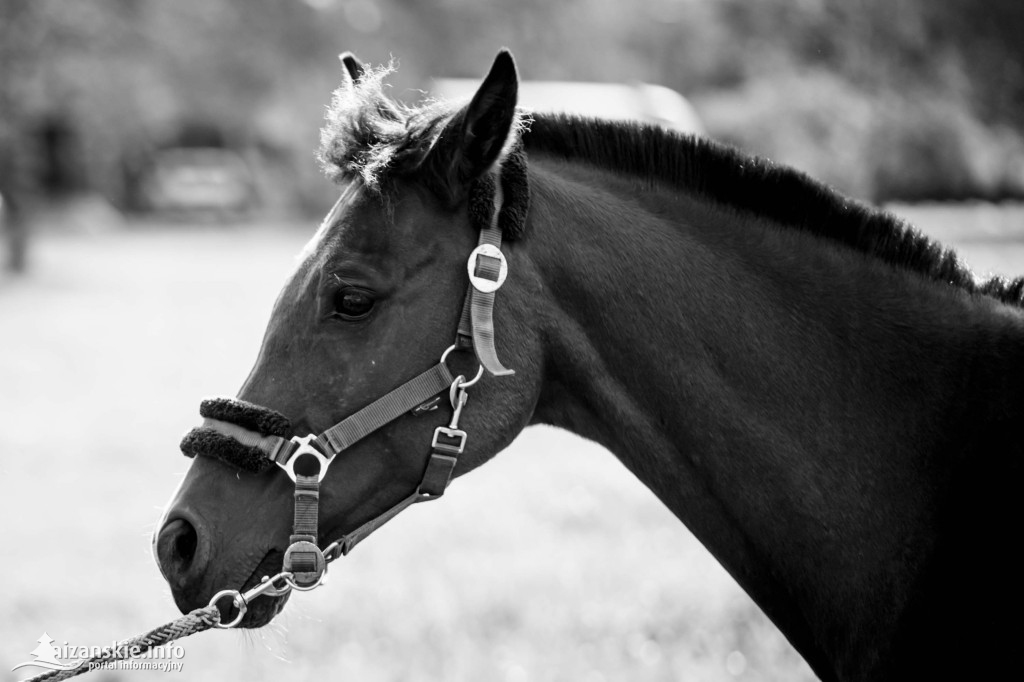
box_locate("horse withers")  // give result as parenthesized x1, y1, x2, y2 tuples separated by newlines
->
(155, 49, 1023, 681)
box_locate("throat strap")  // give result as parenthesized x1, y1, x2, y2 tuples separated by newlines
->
(325, 491, 420, 558)
(325, 413, 465, 558)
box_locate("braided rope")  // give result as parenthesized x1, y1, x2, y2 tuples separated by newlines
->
(19, 605, 221, 682)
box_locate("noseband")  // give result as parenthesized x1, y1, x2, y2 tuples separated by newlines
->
(180, 149, 528, 598)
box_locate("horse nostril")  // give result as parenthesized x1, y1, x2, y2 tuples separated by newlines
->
(174, 521, 197, 563)
(157, 517, 202, 586)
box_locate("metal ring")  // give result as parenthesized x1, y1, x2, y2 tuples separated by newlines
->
(277, 435, 333, 483)
(284, 570, 327, 592)
(255, 574, 293, 598)
(208, 589, 247, 629)
(457, 369, 483, 389)
(322, 541, 341, 563)
(440, 344, 484, 387)
(439, 343, 459, 364)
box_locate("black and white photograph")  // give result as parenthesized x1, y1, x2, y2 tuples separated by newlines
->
(2, 2, 1022, 681)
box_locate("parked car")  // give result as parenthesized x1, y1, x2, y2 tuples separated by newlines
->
(142, 147, 254, 216)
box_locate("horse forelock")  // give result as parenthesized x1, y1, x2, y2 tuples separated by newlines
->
(318, 63, 453, 191)
(317, 62, 532, 244)
(318, 63, 530, 200)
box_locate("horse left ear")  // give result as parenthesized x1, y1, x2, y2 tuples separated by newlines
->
(339, 51, 365, 84)
(424, 49, 519, 203)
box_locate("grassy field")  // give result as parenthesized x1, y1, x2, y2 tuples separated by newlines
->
(1, 203, 1021, 682)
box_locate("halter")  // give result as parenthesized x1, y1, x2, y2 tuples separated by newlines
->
(180, 152, 527, 615)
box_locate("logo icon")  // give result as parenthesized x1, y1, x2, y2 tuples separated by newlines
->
(10, 632, 185, 676)
(11, 633, 80, 672)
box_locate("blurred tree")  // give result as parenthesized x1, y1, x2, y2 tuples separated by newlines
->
(1, 0, 41, 271)
(2, 0, 1023, 243)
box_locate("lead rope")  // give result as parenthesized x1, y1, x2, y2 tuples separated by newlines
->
(19, 534, 346, 682)
(19, 368, 482, 681)
(19, 606, 221, 682)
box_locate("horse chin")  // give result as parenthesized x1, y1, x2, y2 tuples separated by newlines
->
(235, 548, 289, 628)
(173, 548, 290, 628)
(238, 593, 289, 628)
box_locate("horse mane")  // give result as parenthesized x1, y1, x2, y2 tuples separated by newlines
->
(524, 115, 1024, 309)
(318, 66, 1024, 309)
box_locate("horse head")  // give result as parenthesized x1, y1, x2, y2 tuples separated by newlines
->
(154, 50, 542, 626)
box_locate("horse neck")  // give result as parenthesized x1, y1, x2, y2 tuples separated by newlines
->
(522, 156, 1024, 678)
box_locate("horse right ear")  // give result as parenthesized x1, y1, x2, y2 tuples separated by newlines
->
(422, 49, 520, 204)
(339, 51, 365, 86)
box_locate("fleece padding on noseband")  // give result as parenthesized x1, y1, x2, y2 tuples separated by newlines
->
(198, 397, 290, 436)
(179, 427, 275, 473)
(179, 398, 291, 474)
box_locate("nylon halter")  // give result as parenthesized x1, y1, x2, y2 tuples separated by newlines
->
(181, 154, 525, 591)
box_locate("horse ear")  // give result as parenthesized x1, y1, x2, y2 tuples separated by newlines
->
(339, 51, 365, 85)
(425, 49, 519, 203)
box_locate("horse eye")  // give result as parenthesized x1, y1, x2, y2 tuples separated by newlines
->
(333, 288, 375, 320)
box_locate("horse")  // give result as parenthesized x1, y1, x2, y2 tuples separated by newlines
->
(154, 50, 1023, 681)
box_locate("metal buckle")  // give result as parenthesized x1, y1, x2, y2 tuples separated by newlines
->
(277, 434, 333, 482)
(282, 540, 327, 591)
(467, 243, 508, 293)
(208, 589, 248, 629)
(208, 570, 297, 628)
(431, 426, 467, 454)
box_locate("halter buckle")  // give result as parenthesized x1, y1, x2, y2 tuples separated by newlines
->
(282, 540, 327, 590)
(431, 426, 467, 455)
(467, 243, 508, 293)
(277, 435, 333, 482)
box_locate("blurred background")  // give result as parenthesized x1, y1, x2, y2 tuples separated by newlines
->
(2, 1, 1023, 681)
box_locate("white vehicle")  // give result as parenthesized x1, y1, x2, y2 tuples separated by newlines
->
(143, 148, 254, 215)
